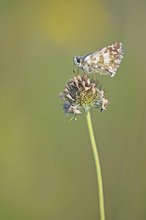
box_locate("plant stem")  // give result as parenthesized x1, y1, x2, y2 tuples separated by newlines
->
(85, 112, 105, 220)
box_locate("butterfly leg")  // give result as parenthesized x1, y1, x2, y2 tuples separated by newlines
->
(73, 68, 79, 75)
(77, 67, 80, 75)
(93, 72, 96, 81)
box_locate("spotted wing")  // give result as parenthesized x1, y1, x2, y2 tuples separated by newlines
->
(83, 42, 124, 77)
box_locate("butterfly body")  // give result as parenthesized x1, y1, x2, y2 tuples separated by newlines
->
(73, 42, 124, 77)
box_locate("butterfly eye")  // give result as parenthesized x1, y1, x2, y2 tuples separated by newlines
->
(76, 58, 80, 63)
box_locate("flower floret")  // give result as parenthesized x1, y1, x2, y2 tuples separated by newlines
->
(59, 74, 109, 118)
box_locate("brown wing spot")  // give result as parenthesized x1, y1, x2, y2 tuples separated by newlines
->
(107, 47, 113, 52)
(114, 42, 120, 50)
(99, 54, 104, 64)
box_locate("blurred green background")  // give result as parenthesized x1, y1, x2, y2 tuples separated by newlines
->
(0, 0, 146, 219)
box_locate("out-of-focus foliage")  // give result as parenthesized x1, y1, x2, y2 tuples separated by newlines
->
(0, 0, 146, 220)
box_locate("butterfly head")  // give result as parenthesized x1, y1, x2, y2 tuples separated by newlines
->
(73, 56, 83, 68)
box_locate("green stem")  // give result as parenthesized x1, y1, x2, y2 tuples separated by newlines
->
(85, 112, 105, 220)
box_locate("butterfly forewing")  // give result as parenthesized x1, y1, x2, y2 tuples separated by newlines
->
(75, 42, 124, 77)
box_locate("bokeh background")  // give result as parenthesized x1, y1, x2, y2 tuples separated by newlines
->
(0, 0, 146, 219)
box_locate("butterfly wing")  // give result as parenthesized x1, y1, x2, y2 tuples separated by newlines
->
(83, 42, 124, 76)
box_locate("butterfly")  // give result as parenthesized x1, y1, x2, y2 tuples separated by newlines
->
(73, 42, 124, 77)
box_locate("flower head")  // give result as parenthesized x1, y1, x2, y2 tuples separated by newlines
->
(59, 74, 108, 119)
